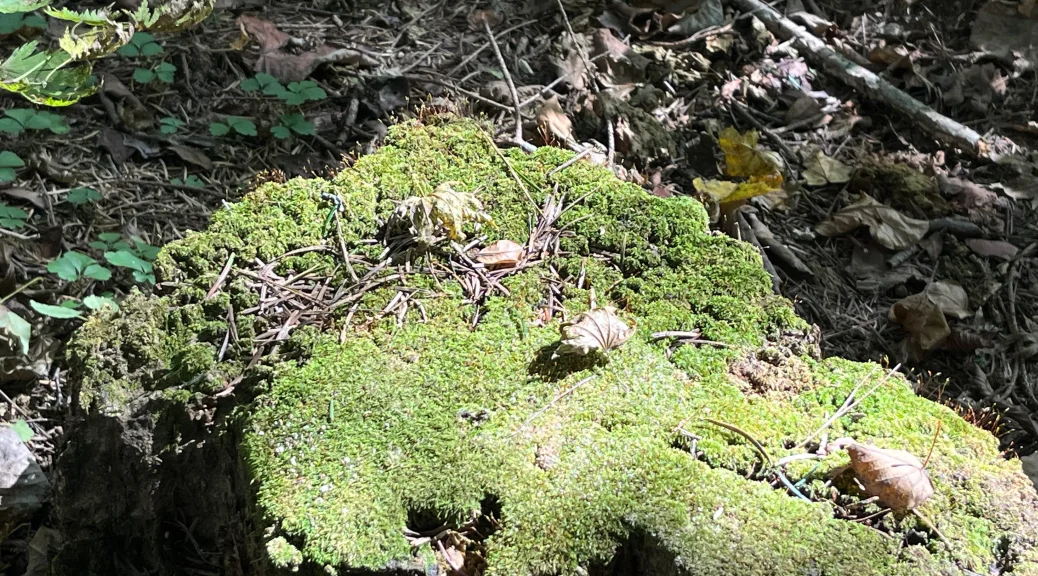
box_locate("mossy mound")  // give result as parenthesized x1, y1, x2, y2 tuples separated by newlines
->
(62, 116, 1038, 576)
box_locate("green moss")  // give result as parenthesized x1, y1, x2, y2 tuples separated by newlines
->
(267, 537, 303, 571)
(70, 116, 1038, 575)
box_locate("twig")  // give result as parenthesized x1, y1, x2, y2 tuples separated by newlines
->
(729, 0, 987, 155)
(649, 22, 735, 48)
(547, 145, 595, 176)
(796, 364, 900, 449)
(911, 509, 954, 549)
(482, 18, 533, 152)
(205, 253, 236, 300)
(513, 375, 596, 435)
(1, 277, 42, 305)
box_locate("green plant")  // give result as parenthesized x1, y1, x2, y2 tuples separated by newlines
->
(0, 202, 27, 228)
(67, 186, 101, 204)
(0, 151, 24, 183)
(278, 80, 326, 105)
(30, 299, 80, 318)
(158, 116, 183, 134)
(209, 116, 256, 137)
(0, 2, 212, 106)
(240, 72, 284, 96)
(171, 174, 204, 188)
(0, 298, 31, 355)
(116, 31, 162, 57)
(272, 112, 314, 139)
(132, 60, 175, 84)
(0, 108, 69, 135)
(0, 10, 46, 35)
(47, 251, 112, 281)
(88, 232, 127, 251)
(105, 249, 154, 283)
(81, 294, 118, 310)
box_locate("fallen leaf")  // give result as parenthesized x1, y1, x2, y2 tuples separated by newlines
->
(476, 239, 524, 269)
(467, 9, 502, 30)
(556, 306, 633, 356)
(391, 183, 492, 245)
(237, 14, 290, 53)
(255, 46, 376, 83)
(784, 94, 823, 125)
(694, 177, 778, 205)
(925, 281, 972, 319)
(1, 188, 46, 210)
(965, 238, 1018, 260)
(718, 127, 784, 188)
(802, 151, 852, 186)
(888, 292, 950, 358)
(830, 438, 934, 511)
(592, 28, 649, 88)
(535, 96, 574, 145)
(815, 193, 929, 251)
(98, 127, 130, 164)
(167, 144, 213, 170)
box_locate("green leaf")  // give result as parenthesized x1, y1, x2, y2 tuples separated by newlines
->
(229, 117, 256, 136)
(105, 249, 152, 275)
(133, 239, 160, 260)
(0, 203, 27, 228)
(0, 0, 50, 14)
(271, 125, 290, 139)
(47, 250, 95, 280)
(98, 232, 121, 242)
(154, 61, 175, 83)
(291, 120, 314, 136)
(133, 67, 156, 83)
(67, 187, 101, 204)
(140, 42, 164, 57)
(0, 42, 98, 106)
(240, 77, 259, 92)
(0, 304, 30, 356)
(83, 263, 112, 280)
(0, 117, 22, 135)
(171, 175, 204, 188)
(82, 294, 118, 311)
(0, 150, 25, 168)
(117, 43, 141, 57)
(30, 299, 81, 318)
(209, 122, 230, 136)
(25, 110, 69, 134)
(159, 116, 183, 134)
(0, 167, 14, 183)
(10, 419, 33, 442)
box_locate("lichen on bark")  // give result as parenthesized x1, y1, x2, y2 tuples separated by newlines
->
(59, 115, 1038, 576)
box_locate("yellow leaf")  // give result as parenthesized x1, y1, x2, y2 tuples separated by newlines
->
(694, 176, 780, 204)
(718, 127, 784, 186)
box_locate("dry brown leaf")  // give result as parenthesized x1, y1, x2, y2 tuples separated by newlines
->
(1, 188, 45, 210)
(888, 292, 950, 359)
(784, 94, 823, 125)
(719, 127, 784, 185)
(167, 144, 213, 171)
(535, 96, 574, 145)
(802, 151, 852, 186)
(237, 14, 290, 53)
(467, 9, 502, 30)
(556, 307, 633, 356)
(965, 238, 1018, 261)
(925, 281, 972, 319)
(475, 239, 524, 269)
(815, 193, 929, 251)
(831, 438, 934, 511)
(255, 46, 376, 83)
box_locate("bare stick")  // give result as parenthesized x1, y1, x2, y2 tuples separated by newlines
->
(513, 375, 596, 435)
(729, 0, 987, 155)
(482, 18, 532, 151)
(796, 364, 901, 449)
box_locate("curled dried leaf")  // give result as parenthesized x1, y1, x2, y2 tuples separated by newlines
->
(815, 193, 929, 251)
(390, 183, 492, 245)
(467, 9, 502, 30)
(556, 307, 633, 356)
(475, 239, 524, 269)
(830, 438, 934, 511)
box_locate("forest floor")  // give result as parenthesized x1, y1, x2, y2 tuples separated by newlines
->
(2, 0, 1038, 572)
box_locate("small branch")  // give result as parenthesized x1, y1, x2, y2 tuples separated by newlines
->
(729, 0, 987, 155)
(482, 18, 533, 151)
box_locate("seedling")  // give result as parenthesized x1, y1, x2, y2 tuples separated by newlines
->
(0, 202, 27, 229)
(47, 251, 112, 281)
(0, 151, 25, 183)
(210, 116, 256, 137)
(67, 186, 101, 204)
(117, 31, 163, 57)
(171, 175, 204, 188)
(240, 73, 285, 96)
(105, 249, 155, 284)
(89, 232, 131, 252)
(0, 108, 69, 135)
(159, 116, 184, 134)
(279, 80, 326, 105)
(133, 61, 176, 84)
(272, 113, 314, 139)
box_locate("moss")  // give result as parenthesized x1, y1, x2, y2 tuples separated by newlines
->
(850, 162, 949, 218)
(267, 537, 303, 571)
(69, 116, 1038, 575)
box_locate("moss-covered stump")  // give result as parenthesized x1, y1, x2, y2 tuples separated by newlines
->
(57, 116, 1038, 576)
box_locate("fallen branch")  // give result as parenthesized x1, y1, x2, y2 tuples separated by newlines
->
(729, 0, 988, 156)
